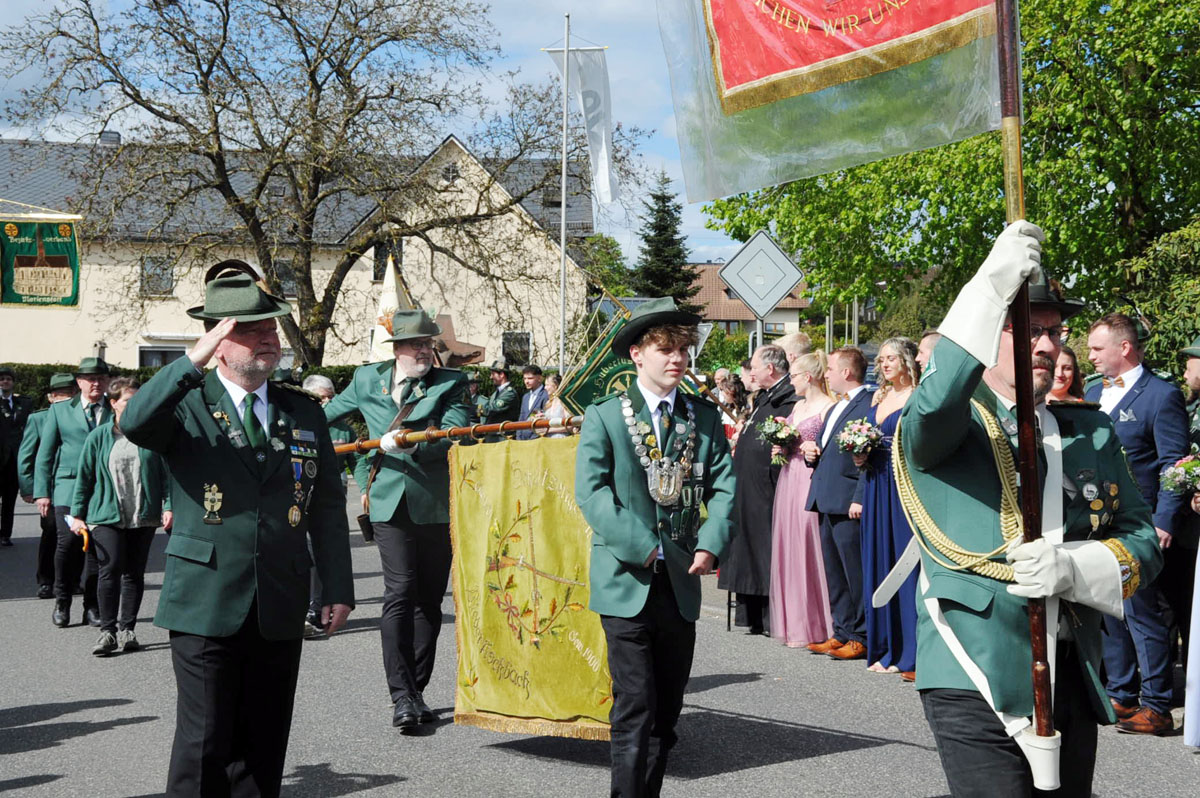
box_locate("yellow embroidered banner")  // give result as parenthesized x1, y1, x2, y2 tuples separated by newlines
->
(449, 437, 612, 740)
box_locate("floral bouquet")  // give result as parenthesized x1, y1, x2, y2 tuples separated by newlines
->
(1161, 454, 1200, 495)
(836, 417, 884, 458)
(758, 416, 799, 466)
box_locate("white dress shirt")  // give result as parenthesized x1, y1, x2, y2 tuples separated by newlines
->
(1098, 364, 1143, 415)
(216, 370, 269, 432)
(820, 384, 868, 449)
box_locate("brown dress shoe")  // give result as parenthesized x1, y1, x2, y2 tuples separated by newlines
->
(1114, 707, 1173, 736)
(900, 671, 916, 682)
(1109, 698, 1139, 721)
(829, 640, 867, 660)
(806, 637, 845, 655)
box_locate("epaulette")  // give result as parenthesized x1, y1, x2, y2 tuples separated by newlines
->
(272, 381, 321, 402)
(1049, 400, 1102, 411)
(593, 393, 623, 405)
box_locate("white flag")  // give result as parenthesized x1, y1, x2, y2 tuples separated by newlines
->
(369, 254, 404, 362)
(547, 47, 619, 204)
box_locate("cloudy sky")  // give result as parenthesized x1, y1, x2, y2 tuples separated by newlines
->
(1, 0, 741, 265)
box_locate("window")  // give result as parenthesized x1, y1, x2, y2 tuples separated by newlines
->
(440, 163, 461, 184)
(274, 259, 297, 297)
(372, 239, 401, 282)
(139, 255, 175, 297)
(541, 188, 562, 207)
(139, 347, 187, 368)
(765, 322, 786, 335)
(502, 331, 532, 367)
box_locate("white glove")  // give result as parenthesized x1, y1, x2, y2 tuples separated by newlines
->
(939, 220, 1046, 366)
(379, 430, 416, 454)
(1005, 537, 1074, 599)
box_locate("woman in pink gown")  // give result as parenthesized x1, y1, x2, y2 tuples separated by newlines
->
(770, 352, 836, 647)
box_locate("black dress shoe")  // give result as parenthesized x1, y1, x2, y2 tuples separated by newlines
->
(53, 602, 70, 628)
(0, 538, 13, 547)
(392, 698, 419, 731)
(415, 693, 434, 723)
(85, 607, 102, 627)
(37, 584, 54, 600)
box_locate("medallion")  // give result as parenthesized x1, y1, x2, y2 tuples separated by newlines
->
(203, 483, 224, 525)
(288, 505, 302, 527)
(1082, 483, 1099, 501)
(1089, 499, 1104, 511)
(304, 460, 318, 479)
(255, 451, 267, 463)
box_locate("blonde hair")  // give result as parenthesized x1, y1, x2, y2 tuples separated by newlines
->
(776, 331, 812, 361)
(792, 351, 831, 398)
(872, 337, 919, 405)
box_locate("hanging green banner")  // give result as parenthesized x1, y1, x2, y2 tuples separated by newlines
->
(1, 220, 81, 306)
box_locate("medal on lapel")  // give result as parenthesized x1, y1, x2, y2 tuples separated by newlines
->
(621, 393, 697, 507)
(288, 505, 302, 527)
(203, 483, 224, 525)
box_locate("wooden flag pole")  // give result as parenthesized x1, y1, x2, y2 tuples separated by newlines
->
(995, 0, 1054, 740)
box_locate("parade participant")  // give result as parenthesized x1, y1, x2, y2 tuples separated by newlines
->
(575, 297, 735, 798)
(916, 330, 941, 371)
(121, 265, 354, 797)
(719, 344, 797, 635)
(466, 374, 486, 423)
(515, 364, 548, 440)
(0, 365, 33, 547)
(897, 222, 1161, 796)
(324, 309, 471, 731)
(18, 373, 77, 598)
(1048, 345, 1085, 403)
(68, 378, 172, 656)
(801, 347, 872, 660)
(35, 357, 112, 628)
(480, 360, 519, 442)
(1085, 313, 1189, 735)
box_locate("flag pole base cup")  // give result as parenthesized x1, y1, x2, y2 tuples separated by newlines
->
(1015, 728, 1061, 791)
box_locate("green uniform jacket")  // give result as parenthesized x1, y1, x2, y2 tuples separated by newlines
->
(324, 361, 471, 525)
(481, 383, 520, 424)
(34, 396, 113, 506)
(121, 357, 354, 641)
(69, 422, 172, 528)
(1, 394, 33, 466)
(575, 389, 736, 622)
(17, 409, 49, 497)
(901, 338, 1163, 721)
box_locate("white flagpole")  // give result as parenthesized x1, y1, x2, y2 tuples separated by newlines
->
(559, 13, 570, 373)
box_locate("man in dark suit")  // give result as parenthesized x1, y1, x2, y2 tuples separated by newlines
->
(34, 357, 113, 628)
(324, 309, 472, 731)
(718, 343, 796, 635)
(802, 347, 872, 660)
(122, 265, 355, 797)
(17, 373, 77, 597)
(1085, 312, 1189, 735)
(515, 364, 548, 440)
(0, 365, 34, 547)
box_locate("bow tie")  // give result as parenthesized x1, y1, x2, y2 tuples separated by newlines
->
(1102, 376, 1125, 389)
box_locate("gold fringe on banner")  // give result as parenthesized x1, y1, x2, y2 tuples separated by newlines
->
(453, 711, 611, 741)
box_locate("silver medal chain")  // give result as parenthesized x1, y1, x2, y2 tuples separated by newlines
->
(620, 393, 696, 506)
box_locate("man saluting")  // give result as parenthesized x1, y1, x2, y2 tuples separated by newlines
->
(122, 263, 354, 798)
(575, 297, 735, 798)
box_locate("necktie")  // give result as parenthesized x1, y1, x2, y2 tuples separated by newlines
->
(392, 378, 411, 411)
(86, 403, 99, 429)
(658, 401, 673, 452)
(1102, 376, 1125, 389)
(243, 393, 267, 450)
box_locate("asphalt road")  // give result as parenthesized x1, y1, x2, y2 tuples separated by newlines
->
(2, 493, 1198, 797)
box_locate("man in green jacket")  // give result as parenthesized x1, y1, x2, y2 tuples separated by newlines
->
(34, 357, 113, 628)
(480, 359, 519, 441)
(17, 373, 76, 598)
(121, 264, 354, 798)
(324, 309, 472, 731)
(896, 222, 1162, 796)
(575, 297, 735, 798)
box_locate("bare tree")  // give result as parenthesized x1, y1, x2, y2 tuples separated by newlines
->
(2, 0, 646, 365)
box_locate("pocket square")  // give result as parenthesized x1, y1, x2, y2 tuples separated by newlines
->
(1118, 409, 1137, 422)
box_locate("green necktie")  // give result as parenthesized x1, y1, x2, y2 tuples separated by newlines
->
(243, 393, 267, 450)
(658, 401, 673, 452)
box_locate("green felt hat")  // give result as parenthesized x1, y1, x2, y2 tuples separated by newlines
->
(488, 359, 508, 373)
(611, 297, 701, 359)
(0, 366, 13, 378)
(1180, 335, 1200, 359)
(186, 260, 292, 322)
(383, 309, 442, 343)
(1028, 278, 1085, 321)
(47, 372, 76, 391)
(75, 357, 111, 376)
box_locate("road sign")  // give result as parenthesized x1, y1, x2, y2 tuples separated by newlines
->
(718, 230, 803, 320)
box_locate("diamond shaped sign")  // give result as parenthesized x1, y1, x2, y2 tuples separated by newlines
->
(718, 230, 803, 319)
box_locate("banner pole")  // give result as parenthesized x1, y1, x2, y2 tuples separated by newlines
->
(559, 13, 571, 374)
(995, 0, 1054, 742)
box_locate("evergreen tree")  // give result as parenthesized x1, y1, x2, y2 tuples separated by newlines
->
(632, 172, 701, 311)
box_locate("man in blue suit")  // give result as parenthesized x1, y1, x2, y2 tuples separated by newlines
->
(515, 364, 548, 441)
(1085, 312, 1189, 735)
(801, 347, 872, 660)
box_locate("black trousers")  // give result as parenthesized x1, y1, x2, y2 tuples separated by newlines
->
(91, 525, 155, 634)
(0, 456, 16, 539)
(819, 512, 865, 644)
(920, 645, 1097, 798)
(167, 605, 303, 798)
(36, 510, 57, 587)
(601, 569, 696, 798)
(373, 499, 452, 703)
(1159, 543, 1197, 663)
(53, 505, 97, 608)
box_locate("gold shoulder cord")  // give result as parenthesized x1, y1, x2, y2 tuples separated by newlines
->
(892, 400, 1021, 582)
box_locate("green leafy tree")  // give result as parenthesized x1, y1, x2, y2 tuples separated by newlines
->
(695, 327, 750, 374)
(576, 234, 632, 297)
(1121, 216, 1200, 378)
(632, 172, 701, 310)
(705, 1, 1200, 312)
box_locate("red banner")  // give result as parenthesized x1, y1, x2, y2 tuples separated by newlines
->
(705, 0, 995, 113)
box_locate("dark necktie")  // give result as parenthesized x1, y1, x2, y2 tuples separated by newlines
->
(658, 401, 673, 451)
(243, 393, 267, 450)
(392, 378, 411, 410)
(86, 403, 99, 429)
(1101, 376, 1125, 389)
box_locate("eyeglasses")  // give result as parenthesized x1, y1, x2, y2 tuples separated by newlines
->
(1003, 323, 1070, 344)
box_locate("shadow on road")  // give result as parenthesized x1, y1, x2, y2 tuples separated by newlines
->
(685, 672, 764, 694)
(0, 774, 62, 793)
(0, 698, 133, 729)
(127, 762, 405, 798)
(0, 698, 157, 756)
